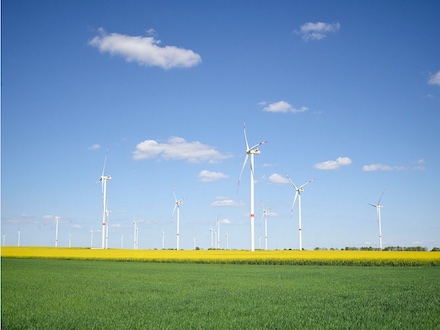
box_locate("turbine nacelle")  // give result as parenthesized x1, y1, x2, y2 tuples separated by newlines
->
(247, 148, 261, 155)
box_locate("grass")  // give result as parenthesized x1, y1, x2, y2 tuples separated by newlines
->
(2, 258, 440, 329)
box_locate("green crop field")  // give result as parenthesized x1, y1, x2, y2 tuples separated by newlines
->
(2, 258, 440, 329)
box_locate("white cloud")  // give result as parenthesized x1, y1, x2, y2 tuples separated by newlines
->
(295, 22, 341, 41)
(263, 101, 308, 113)
(362, 160, 425, 172)
(269, 173, 290, 184)
(88, 144, 101, 151)
(199, 170, 229, 182)
(210, 197, 243, 207)
(89, 28, 202, 69)
(428, 70, 440, 86)
(314, 157, 352, 170)
(133, 137, 229, 163)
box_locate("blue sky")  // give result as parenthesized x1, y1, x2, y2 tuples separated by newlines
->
(2, 0, 440, 250)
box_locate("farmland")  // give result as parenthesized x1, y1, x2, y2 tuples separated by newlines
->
(2, 258, 440, 329)
(2, 247, 440, 266)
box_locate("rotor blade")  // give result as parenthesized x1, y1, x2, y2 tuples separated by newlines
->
(299, 178, 315, 190)
(243, 122, 249, 150)
(369, 203, 377, 208)
(172, 189, 177, 203)
(237, 154, 249, 192)
(171, 204, 177, 218)
(378, 190, 385, 205)
(249, 140, 268, 151)
(101, 149, 109, 177)
(291, 192, 299, 215)
(286, 174, 298, 190)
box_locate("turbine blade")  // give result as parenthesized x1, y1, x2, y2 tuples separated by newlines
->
(378, 190, 385, 205)
(369, 203, 377, 208)
(291, 192, 299, 214)
(286, 174, 298, 190)
(299, 178, 315, 190)
(243, 122, 249, 150)
(237, 154, 249, 191)
(171, 204, 177, 218)
(172, 189, 177, 203)
(101, 149, 109, 177)
(249, 140, 268, 151)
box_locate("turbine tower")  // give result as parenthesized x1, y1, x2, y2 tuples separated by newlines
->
(105, 210, 112, 249)
(286, 175, 315, 251)
(172, 190, 184, 250)
(96, 151, 111, 249)
(369, 191, 385, 250)
(238, 123, 267, 252)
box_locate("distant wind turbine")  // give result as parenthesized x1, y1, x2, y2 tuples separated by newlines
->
(17, 228, 21, 247)
(238, 122, 267, 252)
(133, 218, 139, 250)
(54, 216, 60, 247)
(172, 190, 185, 250)
(96, 150, 111, 249)
(216, 217, 221, 249)
(286, 175, 315, 251)
(369, 191, 385, 250)
(261, 203, 270, 251)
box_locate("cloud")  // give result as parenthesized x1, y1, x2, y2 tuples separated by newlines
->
(89, 28, 202, 69)
(428, 70, 440, 87)
(88, 144, 101, 151)
(210, 197, 243, 207)
(295, 22, 341, 41)
(314, 157, 352, 170)
(362, 159, 425, 172)
(262, 101, 308, 113)
(133, 137, 230, 163)
(269, 173, 290, 184)
(198, 170, 229, 182)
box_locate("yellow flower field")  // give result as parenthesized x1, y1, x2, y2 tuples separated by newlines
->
(2, 247, 440, 266)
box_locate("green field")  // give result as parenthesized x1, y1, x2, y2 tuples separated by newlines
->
(2, 259, 440, 329)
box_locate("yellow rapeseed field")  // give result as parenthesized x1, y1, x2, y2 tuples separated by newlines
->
(2, 247, 439, 266)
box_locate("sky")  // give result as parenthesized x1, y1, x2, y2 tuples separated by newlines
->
(2, 0, 440, 251)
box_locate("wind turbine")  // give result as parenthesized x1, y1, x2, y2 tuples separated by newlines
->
(172, 190, 184, 250)
(238, 122, 267, 252)
(216, 217, 221, 249)
(369, 191, 385, 250)
(54, 216, 60, 247)
(17, 228, 21, 247)
(286, 175, 315, 251)
(96, 151, 111, 249)
(261, 203, 270, 251)
(161, 229, 165, 249)
(210, 225, 214, 248)
(133, 219, 139, 250)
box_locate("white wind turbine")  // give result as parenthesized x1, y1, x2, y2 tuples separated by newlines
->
(238, 122, 267, 252)
(133, 219, 139, 250)
(369, 191, 385, 250)
(286, 175, 315, 251)
(96, 151, 111, 250)
(54, 216, 60, 247)
(172, 190, 184, 250)
(216, 217, 224, 249)
(261, 203, 270, 251)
